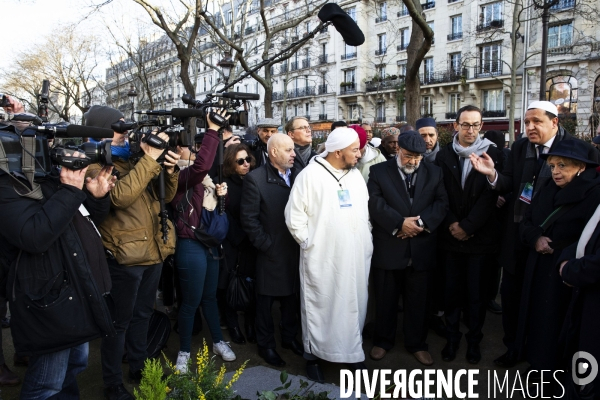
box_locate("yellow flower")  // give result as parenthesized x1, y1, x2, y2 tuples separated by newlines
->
(215, 364, 226, 386)
(225, 360, 248, 389)
(197, 388, 206, 400)
(165, 386, 171, 393)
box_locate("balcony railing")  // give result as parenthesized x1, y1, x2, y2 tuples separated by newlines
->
(318, 84, 328, 94)
(302, 59, 310, 69)
(422, 1, 435, 9)
(245, 26, 255, 35)
(475, 61, 502, 78)
(318, 54, 328, 64)
(341, 52, 357, 60)
(550, 0, 575, 10)
(447, 32, 463, 41)
(421, 69, 466, 85)
(318, 114, 328, 120)
(375, 15, 388, 23)
(375, 48, 387, 55)
(477, 19, 504, 32)
(398, 9, 409, 17)
(482, 110, 506, 117)
(288, 87, 316, 98)
(290, 61, 299, 71)
(445, 112, 458, 119)
(396, 115, 406, 122)
(397, 43, 408, 51)
(272, 91, 284, 101)
(365, 78, 404, 92)
(375, 116, 387, 123)
(421, 113, 434, 118)
(279, 64, 288, 74)
(198, 42, 217, 52)
(548, 45, 573, 55)
(340, 84, 357, 94)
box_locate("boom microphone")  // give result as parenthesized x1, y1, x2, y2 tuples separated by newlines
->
(218, 92, 260, 100)
(135, 110, 172, 116)
(35, 124, 113, 139)
(318, 3, 365, 46)
(171, 108, 205, 118)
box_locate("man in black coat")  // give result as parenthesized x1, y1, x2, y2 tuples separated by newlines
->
(470, 100, 600, 368)
(286, 116, 316, 172)
(367, 131, 449, 366)
(0, 126, 116, 398)
(436, 105, 504, 364)
(240, 134, 303, 367)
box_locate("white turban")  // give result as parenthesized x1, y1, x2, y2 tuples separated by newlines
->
(320, 127, 359, 157)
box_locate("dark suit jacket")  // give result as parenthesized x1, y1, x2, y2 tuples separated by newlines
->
(240, 162, 300, 296)
(436, 144, 504, 254)
(494, 127, 599, 272)
(368, 158, 449, 271)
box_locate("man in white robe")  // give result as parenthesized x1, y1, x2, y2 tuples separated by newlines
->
(285, 127, 373, 382)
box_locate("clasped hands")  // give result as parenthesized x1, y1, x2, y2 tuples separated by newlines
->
(397, 216, 423, 239)
(449, 222, 472, 241)
(535, 236, 554, 255)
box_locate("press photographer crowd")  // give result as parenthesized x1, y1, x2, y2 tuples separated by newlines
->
(1, 85, 600, 400)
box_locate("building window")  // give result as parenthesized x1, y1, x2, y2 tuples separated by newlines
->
(427, 22, 435, 44)
(399, 28, 410, 50)
(423, 58, 434, 82)
(481, 2, 502, 26)
(546, 75, 578, 115)
(346, 6, 357, 22)
(344, 69, 356, 84)
(479, 44, 502, 76)
(348, 104, 361, 121)
(421, 96, 433, 116)
(449, 15, 462, 40)
(227, 10, 233, 24)
(377, 34, 387, 55)
(377, 2, 387, 21)
(449, 53, 462, 73)
(548, 22, 573, 48)
(449, 93, 460, 113)
(482, 89, 504, 112)
(376, 64, 386, 79)
(398, 3, 409, 16)
(398, 62, 407, 77)
(376, 101, 386, 122)
(343, 42, 357, 59)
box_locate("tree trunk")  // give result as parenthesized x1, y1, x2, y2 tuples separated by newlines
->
(264, 88, 273, 118)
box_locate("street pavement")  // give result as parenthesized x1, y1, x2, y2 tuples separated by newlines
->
(0, 297, 530, 400)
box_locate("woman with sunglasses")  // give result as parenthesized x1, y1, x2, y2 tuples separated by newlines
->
(219, 143, 258, 344)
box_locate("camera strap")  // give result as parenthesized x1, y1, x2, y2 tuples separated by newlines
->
(0, 136, 43, 200)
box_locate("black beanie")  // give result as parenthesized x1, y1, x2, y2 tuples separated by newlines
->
(84, 105, 124, 130)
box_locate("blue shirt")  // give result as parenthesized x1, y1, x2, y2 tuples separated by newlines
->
(279, 168, 291, 187)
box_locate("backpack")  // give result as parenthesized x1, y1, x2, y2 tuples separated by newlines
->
(175, 186, 229, 251)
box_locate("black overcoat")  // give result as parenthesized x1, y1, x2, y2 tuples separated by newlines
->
(436, 144, 504, 254)
(494, 128, 599, 273)
(517, 169, 600, 369)
(220, 174, 257, 289)
(240, 162, 300, 296)
(558, 221, 600, 398)
(367, 158, 449, 270)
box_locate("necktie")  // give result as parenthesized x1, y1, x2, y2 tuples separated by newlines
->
(405, 174, 412, 194)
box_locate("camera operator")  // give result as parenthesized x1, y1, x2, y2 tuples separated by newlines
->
(245, 118, 280, 168)
(0, 110, 117, 398)
(83, 105, 181, 400)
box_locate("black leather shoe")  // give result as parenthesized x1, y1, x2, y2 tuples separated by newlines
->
(466, 343, 481, 364)
(282, 339, 304, 356)
(494, 350, 518, 368)
(258, 347, 286, 367)
(306, 361, 325, 383)
(104, 384, 134, 400)
(229, 327, 246, 344)
(245, 325, 257, 344)
(487, 300, 503, 314)
(128, 369, 142, 384)
(442, 342, 459, 362)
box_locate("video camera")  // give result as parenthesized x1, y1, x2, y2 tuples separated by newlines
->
(181, 92, 259, 130)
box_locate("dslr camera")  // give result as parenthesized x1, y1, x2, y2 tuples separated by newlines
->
(181, 92, 259, 130)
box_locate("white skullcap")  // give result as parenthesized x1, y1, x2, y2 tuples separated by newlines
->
(528, 100, 559, 117)
(320, 127, 359, 157)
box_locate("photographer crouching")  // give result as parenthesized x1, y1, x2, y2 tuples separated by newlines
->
(83, 106, 180, 400)
(0, 99, 117, 398)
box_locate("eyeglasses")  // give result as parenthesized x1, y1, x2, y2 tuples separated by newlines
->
(235, 156, 252, 165)
(400, 151, 423, 161)
(293, 126, 311, 131)
(459, 123, 482, 131)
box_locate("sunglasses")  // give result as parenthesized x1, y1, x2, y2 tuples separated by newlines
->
(236, 156, 252, 165)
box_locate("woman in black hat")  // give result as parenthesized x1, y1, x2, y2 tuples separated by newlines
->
(517, 139, 600, 382)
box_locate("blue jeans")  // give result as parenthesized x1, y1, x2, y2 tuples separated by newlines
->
(176, 239, 222, 352)
(20, 343, 88, 400)
(101, 260, 162, 386)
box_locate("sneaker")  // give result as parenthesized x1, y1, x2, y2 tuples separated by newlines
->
(213, 341, 236, 362)
(175, 351, 190, 374)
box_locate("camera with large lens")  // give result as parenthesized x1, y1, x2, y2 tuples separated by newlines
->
(49, 139, 112, 170)
(181, 92, 258, 130)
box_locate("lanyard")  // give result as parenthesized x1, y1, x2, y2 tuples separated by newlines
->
(315, 158, 350, 189)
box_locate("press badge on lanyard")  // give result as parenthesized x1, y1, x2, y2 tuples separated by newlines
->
(338, 190, 352, 208)
(519, 183, 533, 204)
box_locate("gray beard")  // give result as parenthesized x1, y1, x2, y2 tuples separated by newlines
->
(400, 165, 417, 175)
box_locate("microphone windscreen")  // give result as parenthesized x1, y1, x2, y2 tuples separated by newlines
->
(171, 108, 205, 118)
(66, 125, 113, 139)
(318, 4, 365, 46)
